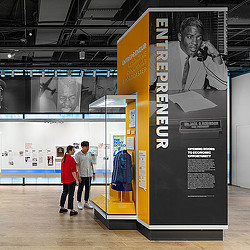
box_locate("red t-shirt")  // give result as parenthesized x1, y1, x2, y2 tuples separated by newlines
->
(61, 154, 77, 184)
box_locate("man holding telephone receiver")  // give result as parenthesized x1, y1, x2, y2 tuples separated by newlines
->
(149, 17, 227, 91)
(170, 17, 227, 91)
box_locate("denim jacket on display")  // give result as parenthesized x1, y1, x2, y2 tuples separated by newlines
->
(111, 150, 132, 191)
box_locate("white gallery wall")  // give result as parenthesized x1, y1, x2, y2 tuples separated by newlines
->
(231, 72, 250, 188)
(0, 121, 125, 172)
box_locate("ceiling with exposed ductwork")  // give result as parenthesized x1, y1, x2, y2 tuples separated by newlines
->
(0, 0, 249, 73)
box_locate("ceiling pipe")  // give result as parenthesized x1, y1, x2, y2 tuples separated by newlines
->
(228, 0, 250, 14)
(228, 46, 250, 51)
(0, 46, 117, 52)
(107, 0, 144, 44)
(0, 25, 129, 30)
(0, 66, 117, 69)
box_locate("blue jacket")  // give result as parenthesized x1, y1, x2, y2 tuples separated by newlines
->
(111, 150, 132, 191)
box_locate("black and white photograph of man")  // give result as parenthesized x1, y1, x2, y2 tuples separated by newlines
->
(149, 16, 227, 91)
(36, 76, 117, 113)
(57, 77, 81, 112)
(39, 77, 81, 113)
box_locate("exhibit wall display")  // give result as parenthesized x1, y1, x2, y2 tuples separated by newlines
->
(118, 8, 227, 232)
(0, 76, 117, 113)
(0, 121, 125, 173)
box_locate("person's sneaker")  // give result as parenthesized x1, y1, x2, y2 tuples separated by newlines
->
(84, 202, 93, 209)
(59, 208, 68, 213)
(77, 202, 83, 210)
(70, 210, 78, 216)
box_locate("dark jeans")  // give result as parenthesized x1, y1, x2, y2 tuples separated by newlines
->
(77, 177, 91, 202)
(60, 181, 76, 209)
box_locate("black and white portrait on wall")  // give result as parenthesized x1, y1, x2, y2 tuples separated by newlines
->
(31, 76, 117, 113)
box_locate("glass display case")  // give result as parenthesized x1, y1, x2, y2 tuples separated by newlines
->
(89, 95, 137, 220)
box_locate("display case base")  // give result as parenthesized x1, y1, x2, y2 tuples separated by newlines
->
(92, 194, 136, 214)
(94, 209, 137, 230)
(137, 222, 223, 241)
(93, 207, 223, 240)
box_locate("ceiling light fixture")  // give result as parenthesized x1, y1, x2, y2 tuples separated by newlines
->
(79, 51, 85, 60)
(78, 34, 88, 45)
(7, 52, 15, 59)
(20, 37, 26, 43)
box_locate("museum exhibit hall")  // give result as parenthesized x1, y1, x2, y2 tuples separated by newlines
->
(0, 0, 250, 248)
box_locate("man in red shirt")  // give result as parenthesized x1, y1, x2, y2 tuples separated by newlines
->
(59, 145, 79, 216)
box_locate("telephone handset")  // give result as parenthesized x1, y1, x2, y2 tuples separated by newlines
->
(197, 46, 208, 61)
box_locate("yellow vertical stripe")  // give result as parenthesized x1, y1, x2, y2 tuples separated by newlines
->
(117, 13, 150, 224)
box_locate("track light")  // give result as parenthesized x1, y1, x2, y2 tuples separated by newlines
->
(7, 52, 15, 59)
(79, 51, 85, 60)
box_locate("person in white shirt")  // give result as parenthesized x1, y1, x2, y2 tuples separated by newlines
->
(75, 141, 95, 209)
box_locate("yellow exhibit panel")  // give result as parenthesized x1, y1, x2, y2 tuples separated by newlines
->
(117, 13, 150, 224)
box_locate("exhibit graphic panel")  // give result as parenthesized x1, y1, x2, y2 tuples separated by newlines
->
(117, 8, 228, 232)
(117, 12, 150, 224)
(112, 135, 126, 158)
(148, 10, 227, 226)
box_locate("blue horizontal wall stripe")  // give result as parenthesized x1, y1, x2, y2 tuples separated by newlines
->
(1, 169, 61, 173)
(95, 169, 111, 173)
(1, 169, 111, 173)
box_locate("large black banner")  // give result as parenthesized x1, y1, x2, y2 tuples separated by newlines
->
(0, 77, 28, 113)
(149, 10, 227, 225)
